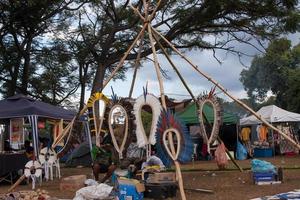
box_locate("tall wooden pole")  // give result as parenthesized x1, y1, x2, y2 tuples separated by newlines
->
(147, 24, 167, 109)
(102, 24, 148, 90)
(153, 32, 243, 172)
(151, 26, 300, 150)
(128, 32, 145, 98)
(153, 33, 196, 101)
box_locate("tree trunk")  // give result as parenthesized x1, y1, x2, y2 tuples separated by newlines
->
(91, 62, 106, 94)
(7, 56, 22, 97)
(79, 62, 89, 111)
(21, 40, 32, 95)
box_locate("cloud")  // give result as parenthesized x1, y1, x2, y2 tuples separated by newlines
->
(102, 33, 300, 102)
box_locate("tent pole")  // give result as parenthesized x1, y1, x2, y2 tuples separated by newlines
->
(151, 26, 300, 151)
(28, 115, 39, 158)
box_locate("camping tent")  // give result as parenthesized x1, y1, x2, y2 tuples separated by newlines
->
(0, 94, 76, 156)
(177, 102, 238, 125)
(240, 105, 300, 125)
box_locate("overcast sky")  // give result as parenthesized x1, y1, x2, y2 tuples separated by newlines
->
(100, 33, 300, 102)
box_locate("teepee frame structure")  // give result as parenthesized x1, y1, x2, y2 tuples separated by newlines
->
(63, 1, 300, 199)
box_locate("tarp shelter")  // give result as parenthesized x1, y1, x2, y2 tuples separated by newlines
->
(240, 105, 300, 125)
(177, 102, 238, 125)
(176, 102, 239, 153)
(0, 94, 76, 157)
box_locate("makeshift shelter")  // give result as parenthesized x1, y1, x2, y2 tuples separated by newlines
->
(65, 141, 92, 167)
(239, 105, 300, 157)
(176, 102, 239, 156)
(240, 105, 300, 125)
(0, 94, 76, 157)
(177, 102, 238, 125)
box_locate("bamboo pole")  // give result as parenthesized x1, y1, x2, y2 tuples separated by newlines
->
(217, 136, 243, 172)
(152, 31, 243, 171)
(52, 117, 76, 149)
(151, 26, 300, 150)
(102, 23, 148, 90)
(128, 32, 145, 98)
(7, 175, 26, 193)
(77, 24, 147, 120)
(130, 5, 146, 22)
(147, 24, 167, 109)
(142, 0, 148, 21)
(148, 0, 162, 22)
(153, 33, 196, 101)
(175, 161, 187, 200)
(131, 3, 186, 199)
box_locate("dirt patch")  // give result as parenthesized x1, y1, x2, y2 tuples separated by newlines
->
(1, 156, 300, 199)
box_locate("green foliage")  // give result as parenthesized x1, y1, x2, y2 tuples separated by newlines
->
(30, 42, 79, 105)
(0, 0, 83, 105)
(240, 38, 300, 112)
(286, 68, 300, 112)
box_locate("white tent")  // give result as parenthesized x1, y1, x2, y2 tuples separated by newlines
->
(240, 105, 300, 125)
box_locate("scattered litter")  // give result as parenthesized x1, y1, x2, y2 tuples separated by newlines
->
(84, 179, 98, 186)
(2, 189, 51, 200)
(73, 183, 113, 200)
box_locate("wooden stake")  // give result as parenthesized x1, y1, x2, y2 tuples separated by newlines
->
(151, 26, 300, 150)
(184, 188, 214, 194)
(7, 175, 26, 193)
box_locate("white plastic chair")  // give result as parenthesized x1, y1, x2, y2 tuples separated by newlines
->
(24, 160, 42, 189)
(39, 147, 60, 180)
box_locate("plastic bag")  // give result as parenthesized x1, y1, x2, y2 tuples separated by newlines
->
(251, 159, 277, 173)
(236, 141, 248, 160)
(215, 142, 228, 169)
(84, 179, 98, 186)
(73, 183, 113, 200)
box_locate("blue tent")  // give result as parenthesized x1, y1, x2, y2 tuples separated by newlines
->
(0, 94, 76, 157)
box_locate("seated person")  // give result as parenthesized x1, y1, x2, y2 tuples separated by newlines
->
(138, 154, 165, 181)
(92, 131, 117, 183)
(24, 140, 34, 159)
(141, 155, 165, 171)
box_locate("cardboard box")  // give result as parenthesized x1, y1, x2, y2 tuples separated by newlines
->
(147, 172, 176, 183)
(118, 178, 145, 192)
(117, 178, 144, 200)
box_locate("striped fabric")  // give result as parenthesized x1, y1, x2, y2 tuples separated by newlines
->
(28, 115, 39, 158)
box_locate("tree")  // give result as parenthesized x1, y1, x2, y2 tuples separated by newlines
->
(0, 0, 84, 97)
(286, 67, 300, 112)
(72, 0, 300, 95)
(240, 39, 300, 112)
(30, 42, 79, 105)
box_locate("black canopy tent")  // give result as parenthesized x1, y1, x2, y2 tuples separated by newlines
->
(0, 94, 76, 157)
